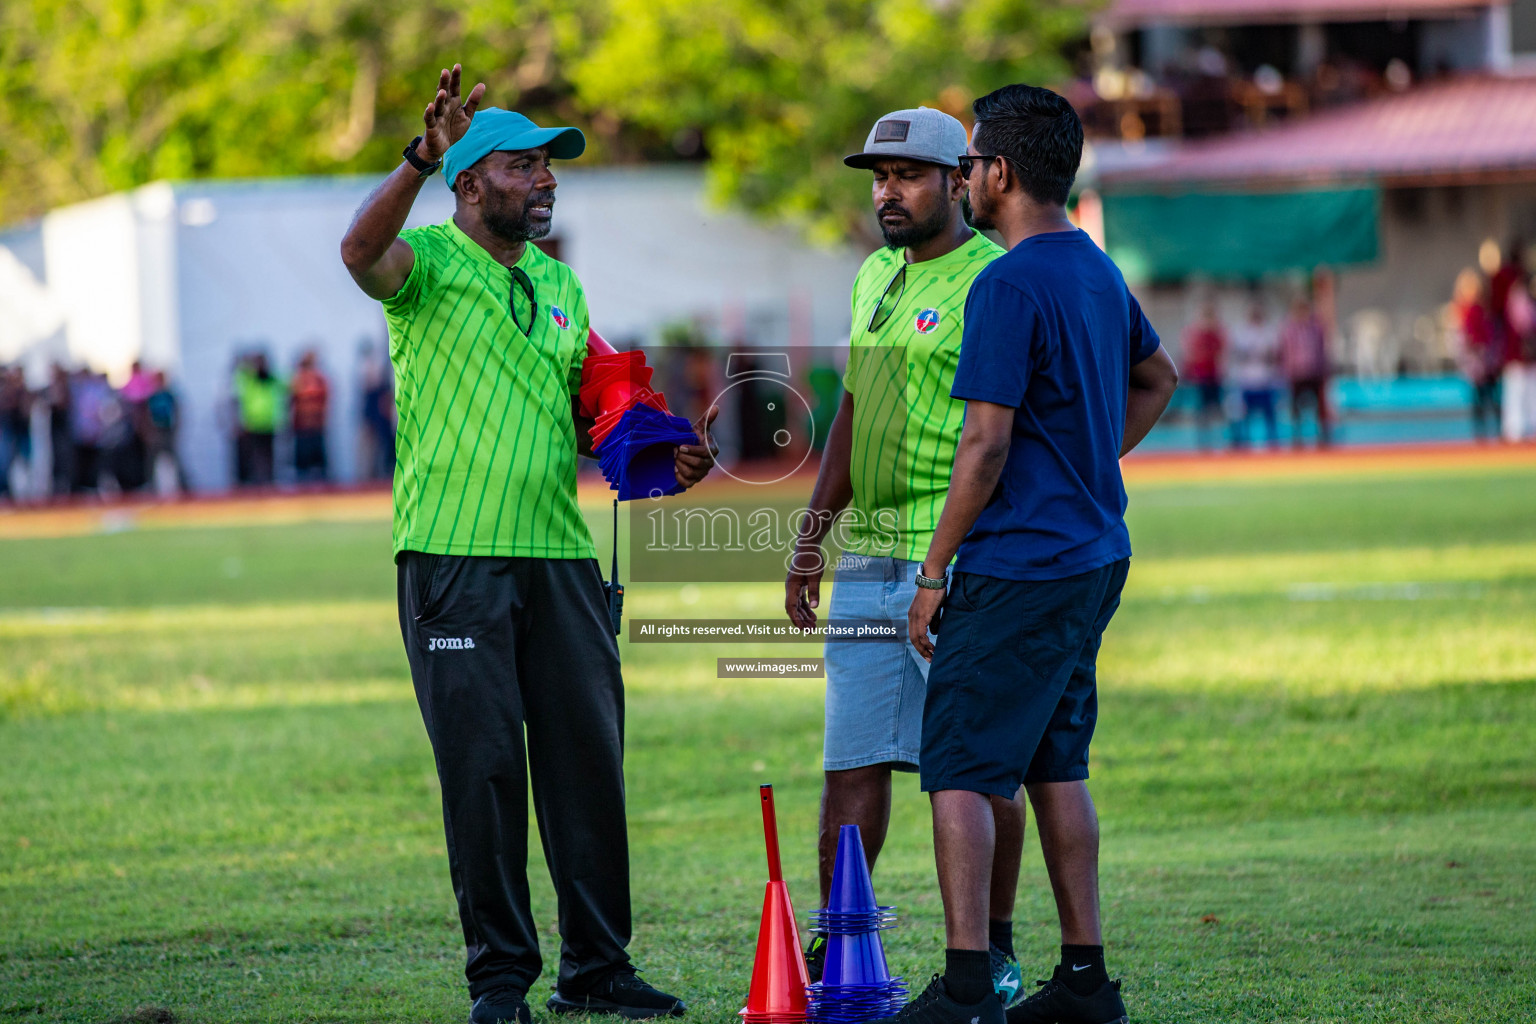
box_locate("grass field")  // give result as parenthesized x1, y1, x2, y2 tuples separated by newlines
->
(2, 454, 1534, 1023)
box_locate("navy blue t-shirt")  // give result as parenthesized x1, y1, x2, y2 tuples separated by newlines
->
(950, 229, 1161, 581)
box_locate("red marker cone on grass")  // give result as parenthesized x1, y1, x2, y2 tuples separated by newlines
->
(741, 785, 811, 1024)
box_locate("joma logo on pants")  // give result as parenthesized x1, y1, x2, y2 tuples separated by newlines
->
(428, 637, 476, 652)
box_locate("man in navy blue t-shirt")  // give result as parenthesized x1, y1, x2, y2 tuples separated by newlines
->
(877, 86, 1179, 1024)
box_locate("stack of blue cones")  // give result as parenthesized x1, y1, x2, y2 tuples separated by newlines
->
(805, 825, 907, 1024)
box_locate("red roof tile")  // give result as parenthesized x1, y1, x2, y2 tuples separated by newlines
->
(1098, 75, 1536, 188)
(1099, 0, 1500, 28)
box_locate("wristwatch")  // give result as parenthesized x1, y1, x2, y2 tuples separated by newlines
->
(915, 566, 948, 590)
(402, 135, 442, 178)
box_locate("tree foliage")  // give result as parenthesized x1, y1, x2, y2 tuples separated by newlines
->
(574, 0, 1083, 241)
(1, 0, 1084, 237)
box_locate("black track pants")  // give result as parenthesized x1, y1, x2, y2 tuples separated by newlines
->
(397, 552, 631, 999)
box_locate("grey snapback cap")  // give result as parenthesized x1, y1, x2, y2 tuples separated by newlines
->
(844, 107, 968, 169)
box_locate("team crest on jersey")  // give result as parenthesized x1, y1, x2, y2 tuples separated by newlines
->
(914, 308, 940, 334)
(550, 306, 570, 329)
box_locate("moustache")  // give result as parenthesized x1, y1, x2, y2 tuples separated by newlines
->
(526, 191, 556, 209)
(878, 204, 909, 219)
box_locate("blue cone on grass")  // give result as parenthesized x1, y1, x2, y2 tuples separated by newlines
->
(806, 825, 907, 1023)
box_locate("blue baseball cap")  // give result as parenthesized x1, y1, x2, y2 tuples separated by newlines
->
(442, 108, 586, 190)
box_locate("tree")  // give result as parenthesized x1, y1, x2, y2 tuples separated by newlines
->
(0, 0, 1085, 238)
(571, 0, 1084, 241)
(0, 0, 611, 225)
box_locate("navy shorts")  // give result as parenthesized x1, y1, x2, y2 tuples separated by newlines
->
(919, 559, 1130, 798)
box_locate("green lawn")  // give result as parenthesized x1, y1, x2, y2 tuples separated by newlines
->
(2, 465, 1534, 1023)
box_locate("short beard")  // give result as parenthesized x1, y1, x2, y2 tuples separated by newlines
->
(879, 202, 951, 250)
(967, 182, 996, 232)
(483, 190, 555, 244)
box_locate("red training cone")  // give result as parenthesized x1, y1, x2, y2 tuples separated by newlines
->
(741, 785, 810, 1024)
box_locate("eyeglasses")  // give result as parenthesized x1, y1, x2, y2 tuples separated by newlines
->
(957, 154, 1007, 179)
(867, 263, 907, 333)
(510, 267, 538, 336)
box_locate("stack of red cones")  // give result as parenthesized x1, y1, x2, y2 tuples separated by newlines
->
(580, 329, 697, 500)
(741, 785, 811, 1024)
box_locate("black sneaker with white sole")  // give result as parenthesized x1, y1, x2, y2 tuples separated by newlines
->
(546, 965, 687, 1019)
(869, 974, 1006, 1024)
(470, 988, 531, 1024)
(1004, 970, 1128, 1024)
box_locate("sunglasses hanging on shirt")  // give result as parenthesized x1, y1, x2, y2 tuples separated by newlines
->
(510, 266, 538, 337)
(867, 263, 907, 333)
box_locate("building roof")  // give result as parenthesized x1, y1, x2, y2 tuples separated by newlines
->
(1098, 0, 1501, 29)
(1098, 74, 1536, 189)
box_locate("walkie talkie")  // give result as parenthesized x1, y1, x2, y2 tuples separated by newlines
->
(602, 498, 624, 636)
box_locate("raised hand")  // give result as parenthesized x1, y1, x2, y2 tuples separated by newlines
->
(420, 64, 486, 161)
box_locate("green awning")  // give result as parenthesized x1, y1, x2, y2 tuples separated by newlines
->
(1101, 186, 1380, 283)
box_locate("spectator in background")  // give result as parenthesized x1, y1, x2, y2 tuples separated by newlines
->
(1491, 242, 1536, 441)
(47, 364, 73, 496)
(1280, 297, 1332, 448)
(234, 353, 284, 486)
(1181, 299, 1227, 450)
(358, 341, 395, 481)
(1449, 269, 1503, 442)
(144, 370, 187, 493)
(1227, 300, 1282, 449)
(70, 368, 112, 491)
(120, 360, 156, 406)
(98, 387, 143, 493)
(0, 366, 31, 500)
(290, 350, 330, 482)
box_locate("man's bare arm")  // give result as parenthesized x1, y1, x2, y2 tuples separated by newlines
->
(1122, 346, 1179, 457)
(800, 390, 857, 541)
(785, 390, 855, 629)
(341, 169, 428, 300)
(907, 400, 1014, 659)
(339, 65, 485, 300)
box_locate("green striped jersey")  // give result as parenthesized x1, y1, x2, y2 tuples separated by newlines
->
(843, 230, 1005, 561)
(382, 218, 594, 559)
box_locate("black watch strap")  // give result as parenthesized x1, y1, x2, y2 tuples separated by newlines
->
(403, 135, 442, 177)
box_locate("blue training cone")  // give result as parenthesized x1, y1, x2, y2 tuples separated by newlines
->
(805, 824, 907, 1023)
(827, 825, 877, 915)
(821, 929, 892, 987)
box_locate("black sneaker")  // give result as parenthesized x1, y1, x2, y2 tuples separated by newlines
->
(1005, 970, 1127, 1024)
(470, 988, 531, 1024)
(546, 965, 687, 1019)
(870, 974, 1005, 1024)
(989, 944, 1025, 1009)
(805, 932, 828, 985)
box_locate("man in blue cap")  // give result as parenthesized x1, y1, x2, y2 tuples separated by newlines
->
(341, 66, 709, 1024)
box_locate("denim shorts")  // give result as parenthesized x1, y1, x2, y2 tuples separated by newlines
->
(822, 555, 930, 772)
(919, 559, 1130, 797)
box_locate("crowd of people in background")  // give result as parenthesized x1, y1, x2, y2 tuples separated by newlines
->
(1177, 295, 1334, 451)
(0, 344, 396, 505)
(1447, 239, 1536, 442)
(0, 361, 185, 501)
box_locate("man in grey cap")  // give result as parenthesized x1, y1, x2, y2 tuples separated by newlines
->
(340, 65, 710, 1024)
(784, 106, 1027, 1005)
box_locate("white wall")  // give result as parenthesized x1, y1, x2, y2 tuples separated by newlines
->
(1, 168, 868, 493)
(555, 167, 863, 350)
(170, 178, 453, 490)
(40, 193, 144, 380)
